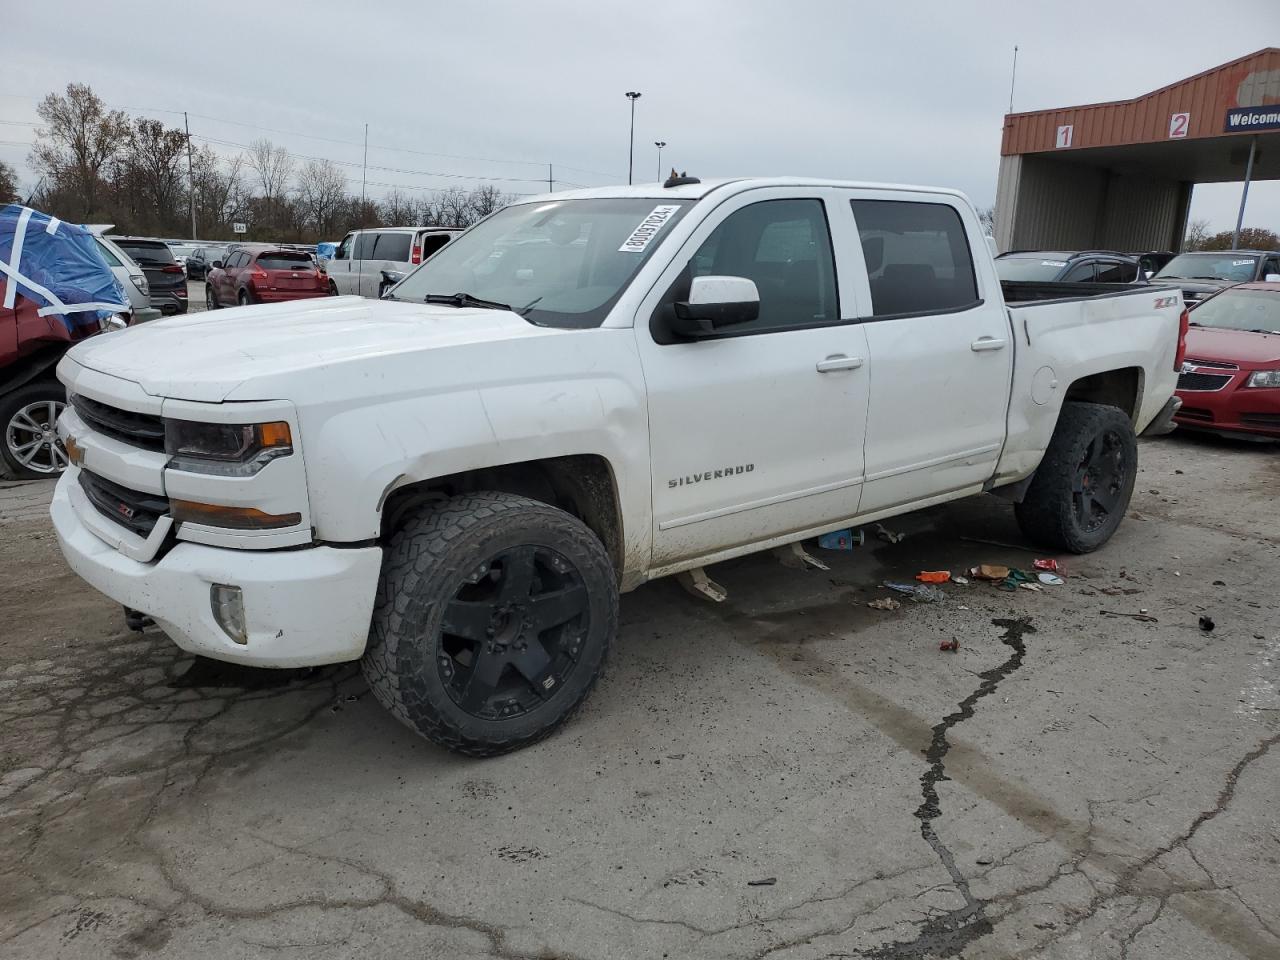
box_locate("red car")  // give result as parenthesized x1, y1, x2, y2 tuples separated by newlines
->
(1174, 282, 1280, 440)
(204, 247, 330, 308)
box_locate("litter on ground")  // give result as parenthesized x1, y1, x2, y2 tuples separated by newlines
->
(915, 570, 951, 583)
(867, 597, 901, 611)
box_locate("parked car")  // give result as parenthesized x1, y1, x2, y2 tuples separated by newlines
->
(108, 237, 188, 314)
(1173, 282, 1280, 439)
(187, 245, 228, 280)
(1151, 250, 1280, 305)
(52, 176, 1183, 755)
(86, 231, 162, 323)
(205, 246, 330, 307)
(166, 242, 199, 276)
(995, 250, 1143, 284)
(1, 205, 131, 479)
(1132, 251, 1176, 279)
(326, 226, 462, 297)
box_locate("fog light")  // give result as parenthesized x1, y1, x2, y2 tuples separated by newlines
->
(210, 584, 248, 644)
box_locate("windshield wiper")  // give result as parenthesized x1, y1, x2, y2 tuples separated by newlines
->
(1247, 329, 1280, 335)
(423, 292, 512, 312)
(1189, 276, 1226, 281)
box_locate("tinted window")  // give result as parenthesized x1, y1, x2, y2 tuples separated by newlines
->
(353, 233, 376, 259)
(257, 252, 313, 270)
(996, 257, 1070, 282)
(374, 232, 412, 261)
(419, 234, 452, 259)
(1095, 261, 1136, 283)
(230, 252, 249, 269)
(114, 240, 176, 265)
(94, 239, 123, 268)
(335, 235, 353, 260)
(677, 199, 838, 334)
(852, 200, 978, 316)
(1061, 262, 1097, 282)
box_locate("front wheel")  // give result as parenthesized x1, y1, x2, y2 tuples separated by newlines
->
(362, 492, 617, 756)
(1, 381, 68, 480)
(237, 290, 251, 306)
(205, 285, 220, 309)
(1015, 401, 1137, 553)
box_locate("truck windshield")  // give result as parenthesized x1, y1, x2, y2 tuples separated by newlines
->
(1154, 253, 1258, 281)
(1188, 288, 1280, 334)
(995, 257, 1069, 282)
(389, 198, 693, 328)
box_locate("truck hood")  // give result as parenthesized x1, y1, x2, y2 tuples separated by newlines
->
(1184, 326, 1280, 368)
(66, 295, 559, 402)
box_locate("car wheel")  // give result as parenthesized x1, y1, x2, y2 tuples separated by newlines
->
(238, 290, 251, 306)
(1014, 401, 1137, 553)
(328, 281, 339, 297)
(205, 285, 220, 310)
(362, 491, 618, 757)
(0, 381, 68, 480)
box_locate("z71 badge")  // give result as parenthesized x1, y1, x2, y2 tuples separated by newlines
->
(1153, 296, 1180, 310)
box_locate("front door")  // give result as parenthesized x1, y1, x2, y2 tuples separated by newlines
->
(328, 234, 355, 294)
(353, 232, 378, 297)
(845, 193, 1013, 514)
(637, 192, 870, 568)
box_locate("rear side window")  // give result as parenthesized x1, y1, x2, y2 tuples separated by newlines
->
(851, 200, 979, 316)
(419, 234, 452, 259)
(1095, 261, 1135, 283)
(115, 241, 176, 265)
(1062, 262, 1097, 282)
(353, 233, 376, 259)
(95, 240, 123, 267)
(374, 233, 412, 261)
(257, 252, 313, 270)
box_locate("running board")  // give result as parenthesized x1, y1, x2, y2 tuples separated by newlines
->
(676, 567, 728, 603)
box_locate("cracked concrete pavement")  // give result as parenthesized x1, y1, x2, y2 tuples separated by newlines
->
(1, 432, 1278, 959)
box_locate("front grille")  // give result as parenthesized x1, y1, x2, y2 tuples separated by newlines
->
(1240, 413, 1280, 429)
(78, 470, 169, 537)
(1177, 407, 1215, 423)
(1177, 372, 1232, 392)
(1183, 357, 1239, 371)
(72, 395, 165, 451)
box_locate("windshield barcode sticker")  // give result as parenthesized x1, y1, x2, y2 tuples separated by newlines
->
(619, 205, 682, 253)
(1233, 259, 1253, 266)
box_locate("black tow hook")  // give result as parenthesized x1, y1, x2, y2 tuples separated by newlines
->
(123, 606, 155, 632)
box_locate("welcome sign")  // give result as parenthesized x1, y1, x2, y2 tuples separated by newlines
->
(1224, 106, 1280, 133)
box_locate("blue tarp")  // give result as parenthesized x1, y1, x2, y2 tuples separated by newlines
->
(315, 241, 338, 262)
(0, 204, 129, 329)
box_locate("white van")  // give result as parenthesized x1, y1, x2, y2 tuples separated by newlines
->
(326, 226, 462, 298)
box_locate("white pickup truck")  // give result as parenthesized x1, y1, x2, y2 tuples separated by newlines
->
(51, 176, 1187, 755)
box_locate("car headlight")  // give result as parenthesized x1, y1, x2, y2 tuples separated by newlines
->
(1246, 370, 1280, 389)
(98, 314, 129, 333)
(164, 419, 293, 476)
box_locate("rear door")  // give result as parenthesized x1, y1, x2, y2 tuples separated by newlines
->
(363, 231, 412, 295)
(637, 189, 871, 567)
(846, 192, 1013, 515)
(259, 250, 317, 293)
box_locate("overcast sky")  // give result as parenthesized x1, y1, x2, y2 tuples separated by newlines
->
(4, 0, 1277, 237)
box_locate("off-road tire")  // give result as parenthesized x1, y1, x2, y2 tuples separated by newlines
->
(1015, 401, 1137, 553)
(0, 380, 68, 480)
(362, 492, 617, 757)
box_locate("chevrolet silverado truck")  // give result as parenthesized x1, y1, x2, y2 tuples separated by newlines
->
(50, 177, 1187, 756)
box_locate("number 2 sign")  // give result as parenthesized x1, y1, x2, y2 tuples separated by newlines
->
(1055, 124, 1073, 149)
(1169, 112, 1190, 139)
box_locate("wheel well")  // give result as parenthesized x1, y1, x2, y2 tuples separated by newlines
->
(1063, 368, 1142, 420)
(379, 455, 624, 573)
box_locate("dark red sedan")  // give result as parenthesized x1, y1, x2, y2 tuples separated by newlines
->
(1174, 282, 1280, 440)
(205, 247, 330, 308)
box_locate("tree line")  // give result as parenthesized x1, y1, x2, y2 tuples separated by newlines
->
(1183, 220, 1279, 252)
(17, 83, 517, 242)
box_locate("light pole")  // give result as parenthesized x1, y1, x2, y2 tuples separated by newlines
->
(654, 141, 666, 182)
(625, 91, 641, 185)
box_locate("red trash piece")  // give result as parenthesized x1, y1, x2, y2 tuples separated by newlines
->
(916, 571, 951, 583)
(1033, 559, 1060, 571)
(939, 639, 959, 652)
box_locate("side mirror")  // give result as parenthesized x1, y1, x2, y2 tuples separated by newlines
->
(212, 260, 223, 269)
(671, 275, 760, 337)
(1265, 273, 1280, 283)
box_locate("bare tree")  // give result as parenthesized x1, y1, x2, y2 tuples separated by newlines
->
(433, 186, 474, 228)
(246, 138, 295, 228)
(118, 118, 189, 231)
(379, 189, 418, 226)
(468, 183, 512, 221)
(29, 83, 129, 218)
(191, 146, 246, 233)
(0, 160, 18, 203)
(976, 205, 998, 236)
(1182, 219, 1211, 251)
(297, 159, 349, 235)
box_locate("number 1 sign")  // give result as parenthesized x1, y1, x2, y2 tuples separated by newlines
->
(1055, 124, 1073, 149)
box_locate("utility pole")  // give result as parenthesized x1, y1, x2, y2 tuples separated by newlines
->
(361, 123, 369, 223)
(548, 162, 554, 193)
(1231, 135, 1258, 251)
(183, 111, 196, 240)
(1007, 45, 1019, 114)
(654, 141, 666, 181)
(625, 92, 641, 185)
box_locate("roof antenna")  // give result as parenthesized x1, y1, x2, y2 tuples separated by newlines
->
(1007, 44, 1019, 115)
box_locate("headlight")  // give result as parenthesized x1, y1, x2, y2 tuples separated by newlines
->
(164, 420, 293, 476)
(98, 314, 128, 333)
(130, 274, 149, 296)
(1246, 370, 1280, 389)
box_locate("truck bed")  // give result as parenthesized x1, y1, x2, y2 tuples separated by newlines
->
(1001, 279, 1179, 305)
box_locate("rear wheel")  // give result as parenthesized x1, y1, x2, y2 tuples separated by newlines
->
(1015, 402, 1137, 553)
(362, 492, 617, 756)
(1, 381, 68, 480)
(328, 280, 339, 297)
(237, 290, 251, 306)
(205, 285, 219, 309)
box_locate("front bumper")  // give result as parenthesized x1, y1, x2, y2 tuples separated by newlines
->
(1140, 395, 1182, 437)
(52, 473, 383, 667)
(1176, 382, 1280, 439)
